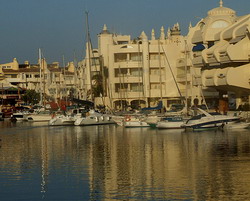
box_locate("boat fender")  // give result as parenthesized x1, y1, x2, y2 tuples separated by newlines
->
(125, 116, 131, 122)
(51, 113, 56, 119)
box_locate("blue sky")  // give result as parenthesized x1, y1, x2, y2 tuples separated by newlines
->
(1, 0, 250, 65)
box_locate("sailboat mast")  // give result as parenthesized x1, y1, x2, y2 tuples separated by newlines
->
(85, 11, 93, 102)
(158, 39, 163, 110)
(161, 44, 184, 103)
(39, 48, 43, 106)
(42, 56, 46, 106)
(138, 40, 141, 109)
(184, 39, 188, 114)
(62, 54, 67, 106)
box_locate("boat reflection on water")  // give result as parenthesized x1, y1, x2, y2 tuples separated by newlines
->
(0, 121, 250, 200)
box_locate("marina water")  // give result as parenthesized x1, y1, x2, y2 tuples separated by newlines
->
(1, 121, 250, 200)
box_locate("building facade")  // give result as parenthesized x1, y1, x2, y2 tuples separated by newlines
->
(0, 58, 77, 105)
(189, 0, 250, 110)
(83, 1, 250, 111)
(93, 24, 201, 110)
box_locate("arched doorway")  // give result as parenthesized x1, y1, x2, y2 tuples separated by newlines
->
(130, 99, 146, 110)
(113, 100, 128, 111)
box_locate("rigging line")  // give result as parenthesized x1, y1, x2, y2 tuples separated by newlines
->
(160, 44, 184, 102)
(85, 11, 94, 102)
(200, 86, 209, 110)
(184, 41, 208, 110)
(118, 65, 123, 110)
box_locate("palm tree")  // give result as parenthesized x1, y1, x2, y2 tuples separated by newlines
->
(91, 74, 103, 97)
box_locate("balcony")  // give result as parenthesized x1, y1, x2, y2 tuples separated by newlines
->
(149, 60, 165, 67)
(192, 52, 204, 67)
(113, 61, 141, 68)
(6, 78, 21, 83)
(150, 75, 166, 82)
(113, 76, 143, 83)
(176, 74, 191, 83)
(112, 91, 143, 99)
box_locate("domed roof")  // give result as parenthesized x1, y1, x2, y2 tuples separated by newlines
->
(208, 0, 236, 16)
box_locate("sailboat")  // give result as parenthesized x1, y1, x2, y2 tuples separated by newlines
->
(153, 39, 189, 129)
(145, 39, 188, 129)
(25, 49, 52, 122)
(156, 116, 185, 129)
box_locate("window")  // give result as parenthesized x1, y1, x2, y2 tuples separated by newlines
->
(130, 53, 142, 61)
(114, 69, 127, 77)
(150, 68, 164, 75)
(91, 58, 100, 66)
(2, 66, 11, 69)
(149, 53, 164, 60)
(115, 83, 128, 92)
(114, 53, 127, 62)
(117, 41, 128, 45)
(211, 20, 229, 28)
(130, 68, 142, 77)
(131, 83, 143, 92)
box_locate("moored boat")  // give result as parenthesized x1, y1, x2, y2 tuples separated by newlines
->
(182, 108, 240, 131)
(156, 116, 185, 129)
(49, 108, 84, 126)
(223, 121, 250, 129)
(24, 110, 52, 122)
(123, 115, 150, 128)
(0, 112, 4, 121)
(10, 112, 28, 122)
(74, 110, 115, 126)
(49, 115, 76, 126)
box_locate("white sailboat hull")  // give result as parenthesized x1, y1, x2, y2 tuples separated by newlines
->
(74, 115, 115, 126)
(157, 121, 184, 129)
(124, 120, 150, 128)
(49, 115, 75, 126)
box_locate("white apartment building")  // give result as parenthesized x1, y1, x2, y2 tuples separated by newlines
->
(84, 0, 250, 111)
(189, 0, 250, 111)
(0, 58, 77, 103)
(94, 24, 201, 110)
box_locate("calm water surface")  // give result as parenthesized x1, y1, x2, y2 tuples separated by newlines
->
(0, 120, 250, 201)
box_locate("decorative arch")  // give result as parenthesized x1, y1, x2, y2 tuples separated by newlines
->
(113, 100, 128, 110)
(130, 99, 146, 109)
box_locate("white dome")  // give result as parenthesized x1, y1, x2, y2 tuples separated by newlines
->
(208, 1, 236, 17)
(208, 6, 236, 16)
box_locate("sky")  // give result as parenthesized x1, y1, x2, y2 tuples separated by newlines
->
(1, 0, 250, 66)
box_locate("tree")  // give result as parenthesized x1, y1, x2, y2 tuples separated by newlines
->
(22, 90, 40, 105)
(92, 74, 103, 97)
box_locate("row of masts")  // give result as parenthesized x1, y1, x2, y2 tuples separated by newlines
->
(36, 12, 206, 113)
(38, 48, 69, 107)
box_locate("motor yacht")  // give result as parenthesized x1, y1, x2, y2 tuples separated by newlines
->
(49, 108, 84, 126)
(74, 110, 115, 126)
(182, 108, 240, 131)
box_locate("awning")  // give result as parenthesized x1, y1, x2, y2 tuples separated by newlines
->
(192, 43, 205, 52)
(141, 101, 163, 111)
(72, 98, 94, 107)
